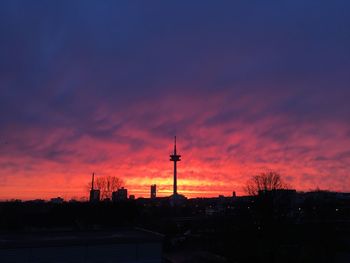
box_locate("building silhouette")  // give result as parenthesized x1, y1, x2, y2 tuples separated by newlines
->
(151, 184, 156, 199)
(0, 229, 163, 263)
(89, 173, 100, 203)
(50, 197, 64, 204)
(112, 187, 128, 202)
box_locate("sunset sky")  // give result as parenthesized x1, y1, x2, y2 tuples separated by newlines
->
(0, 1, 350, 200)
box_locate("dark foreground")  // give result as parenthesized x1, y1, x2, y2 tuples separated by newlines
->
(1, 191, 350, 262)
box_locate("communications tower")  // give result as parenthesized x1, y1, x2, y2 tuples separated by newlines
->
(170, 136, 181, 195)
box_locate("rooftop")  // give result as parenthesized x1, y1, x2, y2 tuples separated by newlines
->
(0, 228, 163, 249)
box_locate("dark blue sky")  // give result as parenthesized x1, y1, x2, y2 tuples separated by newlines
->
(0, 1, 350, 199)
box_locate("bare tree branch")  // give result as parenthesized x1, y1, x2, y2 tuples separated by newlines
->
(244, 171, 288, 196)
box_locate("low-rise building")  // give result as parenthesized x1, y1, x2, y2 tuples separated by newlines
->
(112, 187, 128, 202)
(0, 228, 163, 263)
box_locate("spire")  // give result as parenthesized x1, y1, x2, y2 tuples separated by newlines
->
(91, 172, 95, 191)
(174, 136, 177, 154)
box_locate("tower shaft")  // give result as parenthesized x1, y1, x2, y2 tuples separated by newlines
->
(174, 159, 177, 195)
(170, 136, 181, 196)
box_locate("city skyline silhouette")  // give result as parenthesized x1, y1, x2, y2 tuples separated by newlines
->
(1, 135, 348, 202)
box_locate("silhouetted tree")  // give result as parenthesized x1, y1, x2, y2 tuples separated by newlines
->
(87, 176, 124, 200)
(244, 171, 287, 196)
